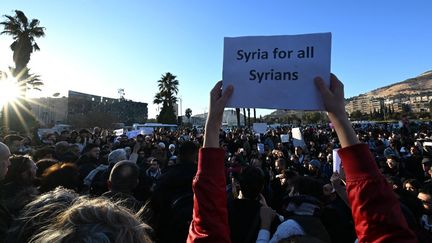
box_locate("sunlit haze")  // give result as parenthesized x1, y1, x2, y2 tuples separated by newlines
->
(0, 75, 20, 108)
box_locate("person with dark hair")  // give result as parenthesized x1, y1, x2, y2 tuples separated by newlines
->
(321, 175, 356, 243)
(228, 166, 278, 243)
(422, 157, 432, 184)
(3, 135, 23, 154)
(146, 158, 161, 180)
(270, 158, 289, 211)
(418, 184, 432, 233)
(383, 155, 411, 179)
(404, 178, 422, 196)
(39, 163, 81, 193)
(150, 140, 198, 242)
(258, 176, 331, 242)
(35, 159, 58, 178)
(102, 161, 143, 213)
(58, 130, 70, 142)
(85, 148, 127, 196)
(384, 139, 401, 159)
(75, 143, 100, 180)
(42, 133, 57, 145)
(55, 141, 70, 161)
(32, 146, 55, 162)
(18, 136, 33, 154)
(1, 155, 38, 216)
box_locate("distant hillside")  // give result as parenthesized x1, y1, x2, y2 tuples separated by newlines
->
(357, 70, 432, 98)
(267, 70, 432, 118)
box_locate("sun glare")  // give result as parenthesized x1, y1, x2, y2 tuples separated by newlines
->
(0, 76, 21, 108)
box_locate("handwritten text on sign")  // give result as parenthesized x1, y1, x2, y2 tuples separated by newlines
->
(223, 33, 331, 110)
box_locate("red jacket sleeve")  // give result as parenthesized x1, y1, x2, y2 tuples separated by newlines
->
(187, 148, 231, 243)
(338, 144, 417, 243)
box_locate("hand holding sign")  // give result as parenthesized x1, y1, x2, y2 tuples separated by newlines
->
(314, 74, 346, 119)
(204, 81, 233, 148)
(223, 33, 331, 110)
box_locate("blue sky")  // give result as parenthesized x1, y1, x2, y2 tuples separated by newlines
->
(1, 0, 431, 118)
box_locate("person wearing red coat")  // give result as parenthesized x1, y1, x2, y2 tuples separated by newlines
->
(188, 75, 418, 243)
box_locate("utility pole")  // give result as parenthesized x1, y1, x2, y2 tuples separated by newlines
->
(178, 96, 182, 117)
(117, 88, 125, 100)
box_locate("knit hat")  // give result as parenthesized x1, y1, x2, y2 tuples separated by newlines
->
(158, 142, 166, 149)
(422, 157, 432, 165)
(309, 159, 321, 169)
(108, 149, 127, 164)
(169, 144, 176, 150)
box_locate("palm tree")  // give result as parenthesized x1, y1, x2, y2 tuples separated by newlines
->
(157, 72, 178, 104)
(154, 72, 179, 124)
(0, 10, 45, 135)
(1, 10, 45, 76)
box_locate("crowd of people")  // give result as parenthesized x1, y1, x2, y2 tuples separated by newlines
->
(0, 75, 430, 242)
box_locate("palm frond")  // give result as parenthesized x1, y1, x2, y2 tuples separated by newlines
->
(33, 43, 40, 51)
(1, 15, 20, 29)
(30, 26, 45, 37)
(1, 30, 20, 36)
(29, 19, 39, 28)
(15, 10, 28, 28)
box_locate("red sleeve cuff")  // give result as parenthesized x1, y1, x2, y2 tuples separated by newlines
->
(338, 143, 380, 181)
(198, 148, 225, 177)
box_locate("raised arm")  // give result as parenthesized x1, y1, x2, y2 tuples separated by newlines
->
(187, 81, 233, 243)
(315, 74, 417, 243)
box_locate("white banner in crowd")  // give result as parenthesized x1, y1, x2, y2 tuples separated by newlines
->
(292, 127, 306, 149)
(280, 134, 290, 143)
(253, 123, 268, 134)
(114, 128, 124, 136)
(223, 33, 331, 110)
(333, 148, 341, 173)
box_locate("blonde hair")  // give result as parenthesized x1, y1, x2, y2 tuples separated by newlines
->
(6, 187, 78, 243)
(30, 197, 152, 243)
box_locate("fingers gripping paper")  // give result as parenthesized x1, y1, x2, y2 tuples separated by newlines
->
(223, 33, 331, 110)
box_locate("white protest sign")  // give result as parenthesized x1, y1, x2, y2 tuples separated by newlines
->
(423, 142, 432, 147)
(114, 128, 124, 136)
(292, 127, 306, 149)
(280, 134, 290, 143)
(333, 148, 341, 173)
(253, 123, 268, 134)
(223, 33, 331, 110)
(257, 143, 265, 154)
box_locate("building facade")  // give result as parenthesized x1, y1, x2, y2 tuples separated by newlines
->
(29, 91, 148, 128)
(29, 97, 68, 127)
(68, 90, 148, 126)
(346, 92, 432, 115)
